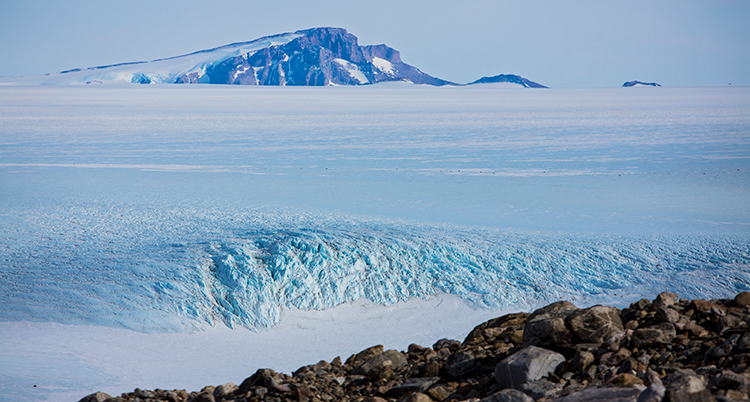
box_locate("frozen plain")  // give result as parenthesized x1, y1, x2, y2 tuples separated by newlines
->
(0, 83, 749, 401)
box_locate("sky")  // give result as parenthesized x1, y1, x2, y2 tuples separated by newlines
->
(1, 0, 749, 88)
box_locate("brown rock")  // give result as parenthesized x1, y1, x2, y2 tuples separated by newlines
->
(600, 348, 632, 367)
(522, 301, 578, 352)
(464, 312, 530, 344)
(427, 385, 455, 402)
(570, 350, 595, 372)
(418, 361, 441, 378)
(611, 373, 643, 387)
(735, 291, 750, 308)
(295, 384, 313, 402)
(363, 397, 389, 402)
(398, 392, 433, 402)
(346, 345, 384, 366)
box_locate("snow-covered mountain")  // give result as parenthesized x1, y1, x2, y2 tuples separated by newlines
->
(11, 28, 455, 86)
(468, 74, 547, 88)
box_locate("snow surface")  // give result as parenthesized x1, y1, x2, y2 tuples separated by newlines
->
(371, 57, 394, 75)
(1, 84, 749, 401)
(334, 58, 369, 84)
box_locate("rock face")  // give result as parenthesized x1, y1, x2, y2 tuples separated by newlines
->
(494, 346, 566, 389)
(174, 27, 455, 86)
(623, 81, 661, 87)
(79, 291, 750, 402)
(468, 74, 547, 88)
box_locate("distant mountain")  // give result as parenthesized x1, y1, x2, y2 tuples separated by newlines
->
(623, 81, 661, 87)
(14, 28, 455, 86)
(468, 74, 547, 88)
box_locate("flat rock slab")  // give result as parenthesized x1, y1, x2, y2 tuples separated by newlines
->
(495, 346, 566, 389)
(550, 386, 642, 402)
(481, 388, 534, 402)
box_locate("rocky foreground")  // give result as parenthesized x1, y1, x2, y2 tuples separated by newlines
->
(81, 292, 750, 402)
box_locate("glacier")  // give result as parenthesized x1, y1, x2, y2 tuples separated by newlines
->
(0, 83, 749, 401)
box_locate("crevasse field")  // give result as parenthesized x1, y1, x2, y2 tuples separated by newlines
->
(1, 83, 749, 402)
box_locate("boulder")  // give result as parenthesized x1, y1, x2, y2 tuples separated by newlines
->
(570, 350, 595, 372)
(631, 323, 676, 348)
(464, 313, 530, 344)
(663, 369, 711, 402)
(346, 345, 384, 366)
(213, 382, 238, 399)
(353, 349, 407, 379)
(446, 350, 477, 377)
(238, 369, 278, 394)
(495, 346, 566, 390)
(481, 388, 534, 402)
(520, 379, 563, 400)
(656, 307, 680, 324)
(522, 301, 578, 352)
(735, 291, 750, 308)
(566, 305, 624, 344)
(637, 384, 666, 402)
(654, 292, 680, 308)
(77, 392, 112, 402)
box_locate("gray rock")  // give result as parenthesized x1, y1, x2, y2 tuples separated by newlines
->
(631, 323, 676, 348)
(353, 349, 407, 379)
(637, 384, 666, 402)
(520, 379, 563, 400)
(566, 305, 624, 344)
(713, 370, 748, 391)
(213, 382, 238, 399)
(523, 301, 579, 352)
(481, 388, 534, 402)
(656, 307, 681, 324)
(495, 346, 566, 390)
(551, 386, 642, 402)
(189, 392, 216, 402)
(663, 369, 709, 402)
(654, 292, 680, 308)
(386, 377, 441, 398)
(77, 392, 112, 402)
(446, 350, 477, 377)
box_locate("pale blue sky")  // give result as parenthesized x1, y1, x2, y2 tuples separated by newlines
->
(1, 0, 748, 87)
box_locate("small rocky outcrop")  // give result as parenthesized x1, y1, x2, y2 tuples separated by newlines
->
(79, 291, 750, 402)
(467, 74, 547, 88)
(622, 81, 661, 87)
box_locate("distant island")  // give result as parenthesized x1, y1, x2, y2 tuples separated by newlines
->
(468, 74, 547, 88)
(623, 81, 661, 87)
(0, 27, 545, 88)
